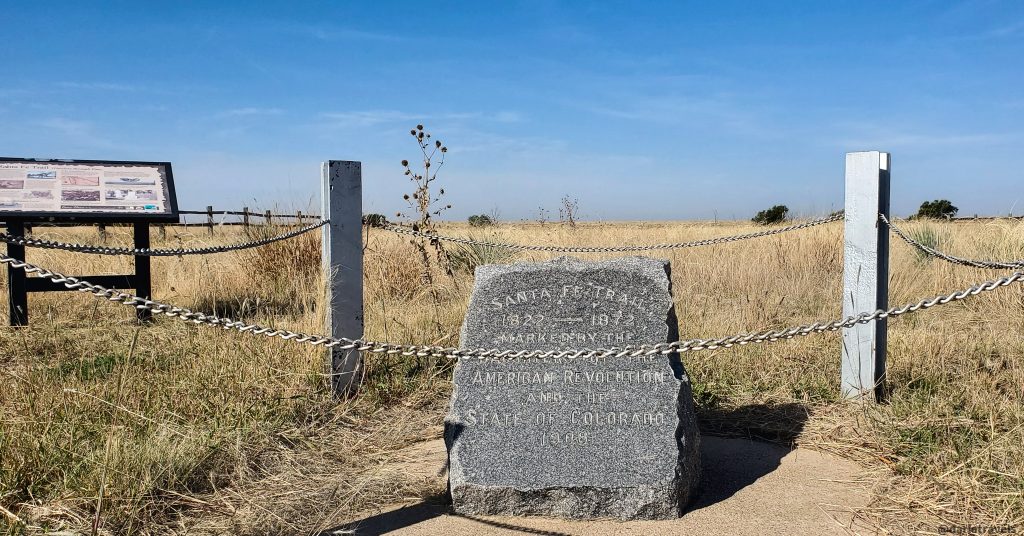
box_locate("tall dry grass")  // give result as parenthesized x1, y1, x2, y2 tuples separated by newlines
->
(0, 217, 1022, 534)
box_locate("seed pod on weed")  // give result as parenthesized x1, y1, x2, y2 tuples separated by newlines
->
(401, 160, 409, 167)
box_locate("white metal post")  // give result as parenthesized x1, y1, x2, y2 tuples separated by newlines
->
(322, 160, 364, 397)
(841, 151, 890, 400)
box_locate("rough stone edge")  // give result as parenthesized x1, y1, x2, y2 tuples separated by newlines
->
(449, 483, 682, 520)
(665, 260, 702, 515)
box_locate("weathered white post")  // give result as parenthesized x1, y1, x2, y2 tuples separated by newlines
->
(322, 161, 364, 397)
(841, 151, 891, 401)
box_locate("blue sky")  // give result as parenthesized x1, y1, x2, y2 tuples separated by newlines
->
(1, 1, 1022, 220)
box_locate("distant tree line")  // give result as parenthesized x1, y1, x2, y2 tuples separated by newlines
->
(748, 198, 960, 225)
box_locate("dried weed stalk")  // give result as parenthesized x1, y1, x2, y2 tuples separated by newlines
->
(396, 124, 454, 336)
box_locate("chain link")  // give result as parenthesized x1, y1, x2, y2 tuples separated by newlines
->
(3, 251, 1020, 360)
(881, 214, 1024, 269)
(0, 220, 327, 257)
(375, 213, 843, 253)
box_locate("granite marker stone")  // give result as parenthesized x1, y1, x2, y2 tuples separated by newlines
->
(445, 256, 700, 520)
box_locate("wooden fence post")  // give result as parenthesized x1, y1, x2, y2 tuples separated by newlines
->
(841, 151, 891, 401)
(98, 224, 107, 243)
(296, 210, 303, 226)
(206, 206, 214, 235)
(265, 209, 272, 227)
(322, 160, 363, 397)
(242, 207, 250, 230)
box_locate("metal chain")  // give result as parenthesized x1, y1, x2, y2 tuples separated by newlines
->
(881, 214, 1024, 269)
(0, 219, 327, 257)
(2, 252, 1020, 360)
(374, 213, 843, 253)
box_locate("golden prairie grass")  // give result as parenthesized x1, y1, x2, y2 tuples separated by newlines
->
(0, 217, 1022, 534)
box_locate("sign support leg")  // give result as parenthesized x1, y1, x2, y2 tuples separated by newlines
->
(134, 223, 152, 322)
(6, 221, 28, 326)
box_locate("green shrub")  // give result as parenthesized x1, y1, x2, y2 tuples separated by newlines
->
(363, 213, 388, 227)
(915, 199, 958, 220)
(448, 237, 515, 273)
(467, 214, 493, 227)
(752, 205, 789, 225)
(908, 225, 944, 263)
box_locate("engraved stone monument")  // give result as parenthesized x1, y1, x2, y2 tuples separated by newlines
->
(445, 256, 700, 520)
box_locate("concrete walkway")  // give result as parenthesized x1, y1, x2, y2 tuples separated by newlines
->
(335, 436, 871, 535)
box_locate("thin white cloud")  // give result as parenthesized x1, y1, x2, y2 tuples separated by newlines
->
(0, 88, 34, 99)
(988, 20, 1024, 38)
(585, 93, 734, 122)
(321, 110, 423, 127)
(36, 117, 116, 148)
(583, 93, 787, 141)
(837, 129, 1018, 149)
(57, 81, 137, 91)
(39, 117, 94, 137)
(493, 111, 525, 123)
(283, 23, 404, 43)
(320, 110, 525, 127)
(219, 107, 285, 117)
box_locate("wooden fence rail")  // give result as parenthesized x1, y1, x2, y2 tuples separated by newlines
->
(951, 214, 1022, 222)
(3, 208, 320, 236)
(177, 209, 313, 219)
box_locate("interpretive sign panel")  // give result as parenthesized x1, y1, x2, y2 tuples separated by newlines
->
(446, 256, 701, 520)
(0, 158, 178, 222)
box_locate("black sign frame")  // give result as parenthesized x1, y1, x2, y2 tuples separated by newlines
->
(0, 157, 179, 224)
(1, 157, 178, 326)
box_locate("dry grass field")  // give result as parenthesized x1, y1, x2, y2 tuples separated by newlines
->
(1, 217, 1023, 535)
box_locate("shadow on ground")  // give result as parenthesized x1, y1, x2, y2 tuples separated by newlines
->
(696, 401, 810, 444)
(688, 402, 810, 510)
(328, 402, 809, 535)
(332, 499, 575, 536)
